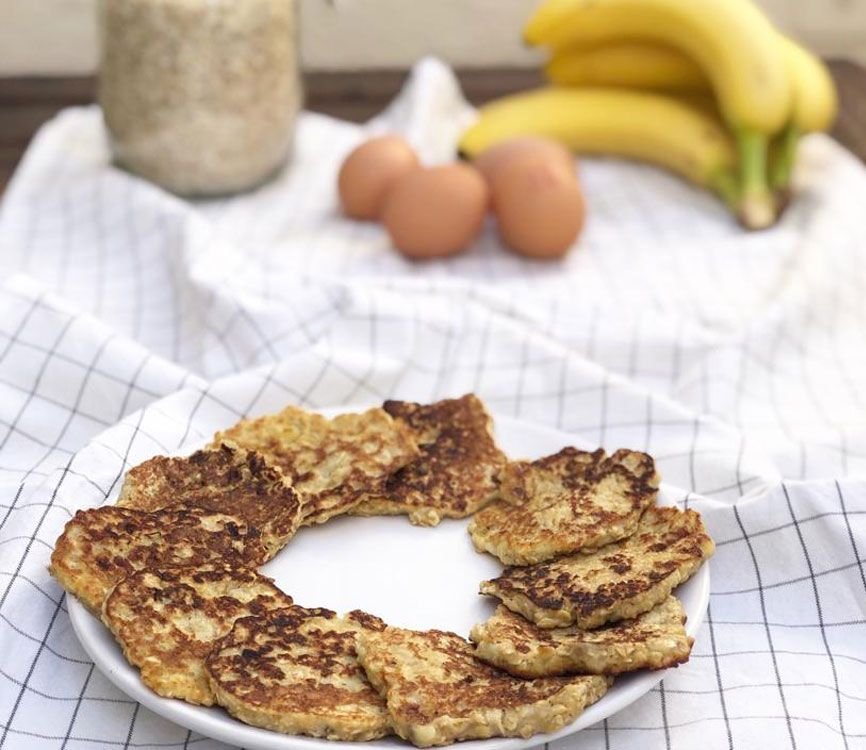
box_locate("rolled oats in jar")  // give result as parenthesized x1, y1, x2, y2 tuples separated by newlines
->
(99, 0, 301, 196)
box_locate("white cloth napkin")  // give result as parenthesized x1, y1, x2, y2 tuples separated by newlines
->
(0, 57, 865, 749)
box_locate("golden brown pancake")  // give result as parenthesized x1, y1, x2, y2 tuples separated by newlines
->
(102, 565, 293, 706)
(480, 506, 714, 629)
(353, 395, 507, 526)
(207, 607, 391, 741)
(470, 596, 692, 678)
(469, 447, 659, 565)
(356, 625, 609, 747)
(118, 443, 302, 559)
(49, 505, 268, 614)
(213, 405, 418, 525)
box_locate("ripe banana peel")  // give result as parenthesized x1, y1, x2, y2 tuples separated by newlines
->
(459, 87, 739, 216)
(545, 41, 708, 91)
(543, 34, 837, 139)
(524, 0, 791, 228)
(770, 36, 839, 191)
(524, 0, 791, 134)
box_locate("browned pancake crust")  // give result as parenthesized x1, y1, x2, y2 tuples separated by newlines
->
(213, 406, 419, 525)
(469, 447, 659, 565)
(480, 506, 714, 629)
(49, 506, 268, 613)
(353, 395, 508, 526)
(117, 443, 302, 559)
(470, 597, 693, 678)
(103, 565, 293, 706)
(206, 607, 391, 741)
(356, 625, 609, 747)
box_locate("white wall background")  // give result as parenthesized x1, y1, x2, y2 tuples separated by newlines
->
(1, 0, 865, 76)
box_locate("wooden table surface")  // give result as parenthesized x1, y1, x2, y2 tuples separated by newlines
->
(1, 62, 865, 194)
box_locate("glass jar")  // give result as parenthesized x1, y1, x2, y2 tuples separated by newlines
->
(98, 0, 301, 197)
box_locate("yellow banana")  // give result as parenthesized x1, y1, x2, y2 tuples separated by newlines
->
(524, 0, 790, 133)
(771, 36, 838, 191)
(458, 87, 742, 220)
(544, 34, 837, 134)
(524, 0, 791, 227)
(781, 35, 838, 134)
(545, 41, 708, 91)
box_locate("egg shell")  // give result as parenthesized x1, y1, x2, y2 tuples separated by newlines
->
(382, 164, 489, 260)
(472, 136, 575, 186)
(492, 154, 585, 259)
(338, 135, 419, 220)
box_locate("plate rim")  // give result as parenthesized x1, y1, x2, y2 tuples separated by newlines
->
(67, 412, 712, 750)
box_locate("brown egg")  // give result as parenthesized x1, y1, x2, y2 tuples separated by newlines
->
(492, 154, 585, 259)
(472, 136, 575, 185)
(338, 135, 420, 220)
(382, 164, 489, 259)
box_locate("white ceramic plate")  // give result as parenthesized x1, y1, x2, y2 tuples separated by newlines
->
(68, 414, 711, 750)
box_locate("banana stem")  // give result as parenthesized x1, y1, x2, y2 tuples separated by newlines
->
(736, 129, 776, 230)
(769, 122, 800, 194)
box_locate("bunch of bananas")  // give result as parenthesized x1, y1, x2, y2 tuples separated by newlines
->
(458, 0, 838, 229)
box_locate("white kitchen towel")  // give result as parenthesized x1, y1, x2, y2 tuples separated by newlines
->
(0, 57, 865, 749)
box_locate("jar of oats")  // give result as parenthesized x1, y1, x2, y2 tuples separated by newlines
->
(98, 0, 301, 196)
